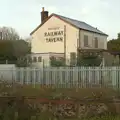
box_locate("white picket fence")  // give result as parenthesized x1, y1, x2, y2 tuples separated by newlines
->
(0, 66, 120, 88)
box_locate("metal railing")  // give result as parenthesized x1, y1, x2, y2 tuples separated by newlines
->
(0, 66, 120, 88)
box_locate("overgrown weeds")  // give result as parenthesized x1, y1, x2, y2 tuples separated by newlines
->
(0, 80, 120, 120)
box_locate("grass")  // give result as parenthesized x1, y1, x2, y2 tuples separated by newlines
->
(31, 115, 120, 120)
(68, 115, 120, 120)
(0, 82, 120, 119)
(13, 84, 118, 98)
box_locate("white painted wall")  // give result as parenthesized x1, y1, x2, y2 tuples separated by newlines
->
(31, 15, 79, 61)
(30, 53, 50, 67)
(30, 53, 65, 67)
(31, 15, 107, 66)
(79, 30, 107, 49)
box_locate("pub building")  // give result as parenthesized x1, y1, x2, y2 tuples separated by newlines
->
(29, 7, 108, 67)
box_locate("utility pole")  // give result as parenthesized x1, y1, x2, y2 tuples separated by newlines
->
(0, 32, 2, 40)
(64, 25, 66, 66)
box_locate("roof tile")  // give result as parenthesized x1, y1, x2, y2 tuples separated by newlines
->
(54, 14, 108, 36)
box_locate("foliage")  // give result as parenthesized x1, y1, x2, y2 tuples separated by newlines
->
(79, 57, 102, 66)
(107, 33, 120, 53)
(0, 40, 31, 66)
(77, 53, 102, 66)
(117, 33, 120, 40)
(0, 81, 119, 119)
(0, 26, 19, 40)
(50, 56, 65, 67)
(107, 33, 120, 64)
(0, 81, 119, 120)
(12, 39, 31, 57)
(107, 40, 120, 53)
(0, 40, 15, 61)
(16, 57, 30, 67)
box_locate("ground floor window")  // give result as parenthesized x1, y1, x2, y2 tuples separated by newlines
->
(33, 57, 37, 62)
(50, 56, 64, 67)
(38, 56, 42, 62)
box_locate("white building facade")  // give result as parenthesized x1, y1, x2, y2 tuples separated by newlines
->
(30, 8, 108, 67)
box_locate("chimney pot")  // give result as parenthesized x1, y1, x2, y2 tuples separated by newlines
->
(42, 7, 44, 12)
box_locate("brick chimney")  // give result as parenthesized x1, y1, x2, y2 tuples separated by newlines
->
(41, 7, 49, 23)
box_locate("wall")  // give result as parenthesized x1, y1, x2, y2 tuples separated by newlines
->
(31, 15, 79, 64)
(79, 30, 107, 49)
(0, 64, 16, 81)
(30, 53, 65, 67)
(30, 53, 50, 68)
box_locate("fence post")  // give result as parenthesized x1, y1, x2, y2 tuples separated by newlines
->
(116, 67, 120, 92)
(33, 68, 36, 88)
(26, 67, 29, 85)
(118, 67, 120, 93)
(111, 67, 117, 89)
(21, 68, 24, 85)
(14, 67, 17, 83)
(42, 59, 45, 87)
(88, 67, 91, 88)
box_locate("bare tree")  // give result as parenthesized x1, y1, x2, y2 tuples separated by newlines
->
(0, 27, 20, 40)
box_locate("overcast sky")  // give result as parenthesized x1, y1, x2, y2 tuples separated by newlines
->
(0, 0, 119, 39)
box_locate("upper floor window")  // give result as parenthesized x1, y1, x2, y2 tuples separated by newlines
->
(84, 35, 88, 47)
(94, 37, 98, 48)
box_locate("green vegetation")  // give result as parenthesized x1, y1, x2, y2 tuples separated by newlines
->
(50, 56, 65, 67)
(0, 81, 120, 120)
(77, 51, 102, 66)
(107, 33, 120, 64)
(0, 26, 31, 67)
(0, 39, 31, 66)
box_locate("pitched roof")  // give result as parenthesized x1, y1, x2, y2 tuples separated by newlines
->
(30, 13, 108, 36)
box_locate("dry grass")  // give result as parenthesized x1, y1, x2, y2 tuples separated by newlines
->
(0, 81, 120, 119)
(0, 81, 119, 99)
(11, 84, 120, 114)
(13, 85, 118, 98)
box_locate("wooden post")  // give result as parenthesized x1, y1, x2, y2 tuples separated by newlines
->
(64, 25, 66, 66)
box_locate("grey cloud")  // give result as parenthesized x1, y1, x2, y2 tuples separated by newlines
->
(1, 0, 120, 39)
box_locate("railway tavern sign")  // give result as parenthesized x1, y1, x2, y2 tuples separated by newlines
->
(44, 30, 64, 42)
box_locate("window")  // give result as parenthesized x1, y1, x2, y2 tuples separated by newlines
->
(84, 35, 88, 47)
(50, 56, 56, 60)
(38, 56, 42, 62)
(33, 57, 37, 62)
(94, 37, 98, 48)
